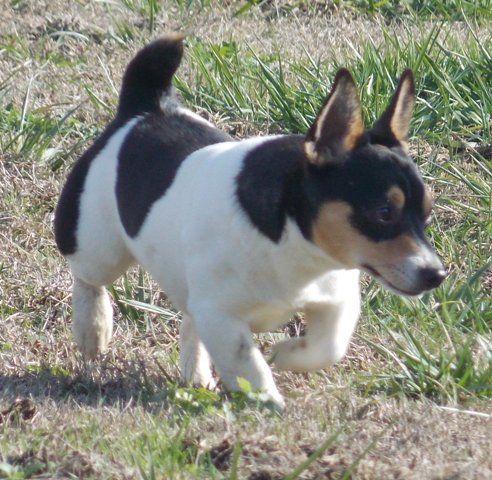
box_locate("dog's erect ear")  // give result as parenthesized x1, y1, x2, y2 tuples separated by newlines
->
(371, 69, 415, 146)
(305, 69, 364, 166)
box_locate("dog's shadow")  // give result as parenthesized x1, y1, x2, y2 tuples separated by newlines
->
(0, 355, 188, 411)
(0, 358, 280, 419)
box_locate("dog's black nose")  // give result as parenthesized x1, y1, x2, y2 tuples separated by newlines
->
(419, 266, 446, 290)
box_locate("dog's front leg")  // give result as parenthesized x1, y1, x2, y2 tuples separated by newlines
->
(271, 298, 360, 372)
(179, 313, 216, 389)
(190, 307, 285, 409)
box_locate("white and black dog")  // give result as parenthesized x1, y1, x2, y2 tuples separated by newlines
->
(55, 34, 445, 408)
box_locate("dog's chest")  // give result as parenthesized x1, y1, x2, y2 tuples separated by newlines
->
(119, 133, 360, 331)
(233, 268, 360, 332)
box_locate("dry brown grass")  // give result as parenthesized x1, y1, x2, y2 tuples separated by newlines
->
(1, 1, 491, 478)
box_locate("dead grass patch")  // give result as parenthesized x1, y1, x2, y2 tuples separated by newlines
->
(1, 0, 490, 478)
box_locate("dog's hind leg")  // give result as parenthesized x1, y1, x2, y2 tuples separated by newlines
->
(64, 184, 136, 359)
(72, 277, 113, 360)
(68, 240, 134, 360)
(179, 313, 215, 389)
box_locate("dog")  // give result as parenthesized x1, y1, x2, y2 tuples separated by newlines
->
(55, 34, 446, 408)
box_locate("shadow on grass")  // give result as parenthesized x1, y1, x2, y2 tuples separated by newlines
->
(0, 361, 263, 418)
(0, 361, 283, 422)
(0, 359, 181, 409)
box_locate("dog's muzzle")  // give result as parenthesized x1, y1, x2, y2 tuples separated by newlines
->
(363, 243, 446, 297)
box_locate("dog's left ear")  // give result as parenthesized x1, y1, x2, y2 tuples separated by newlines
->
(304, 69, 364, 166)
(371, 69, 415, 146)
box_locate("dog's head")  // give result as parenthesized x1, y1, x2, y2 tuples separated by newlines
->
(304, 69, 445, 296)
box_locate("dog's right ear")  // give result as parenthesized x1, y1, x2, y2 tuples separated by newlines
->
(304, 69, 364, 166)
(370, 69, 415, 149)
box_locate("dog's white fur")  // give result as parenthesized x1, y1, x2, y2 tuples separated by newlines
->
(66, 115, 364, 407)
(57, 39, 446, 409)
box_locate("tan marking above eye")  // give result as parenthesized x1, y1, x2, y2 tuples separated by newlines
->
(386, 185, 406, 210)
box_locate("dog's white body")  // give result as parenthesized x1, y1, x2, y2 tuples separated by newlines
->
(56, 37, 445, 408)
(69, 113, 360, 407)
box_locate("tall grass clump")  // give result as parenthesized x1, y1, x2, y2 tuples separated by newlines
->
(178, 21, 490, 145)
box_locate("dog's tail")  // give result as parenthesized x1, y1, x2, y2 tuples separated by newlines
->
(117, 33, 184, 120)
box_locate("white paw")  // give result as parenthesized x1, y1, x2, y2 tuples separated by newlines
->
(270, 337, 309, 372)
(180, 358, 217, 390)
(264, 388, 286, 412)
(73, 317, 113, 360)
(72, 281, 113, 360)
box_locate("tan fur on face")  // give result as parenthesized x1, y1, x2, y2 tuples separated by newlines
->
(312, 201, 419, 268)
(387, 185, 405, 210)
(311, 202, 359, 266)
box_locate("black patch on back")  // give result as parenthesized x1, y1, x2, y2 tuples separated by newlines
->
(116, 112, 231, 237)
(235, 136, 308, 243)
(55, 37, 185, 255)
(54, 119, 126, 255)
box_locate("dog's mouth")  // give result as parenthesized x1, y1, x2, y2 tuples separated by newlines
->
(361, 264, 423, 297)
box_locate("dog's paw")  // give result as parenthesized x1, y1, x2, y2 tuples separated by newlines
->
(180, 338, 216, 389)
(181, 371, 217, 391)
(74, 320, 113, 360)
(266, 391, 286, 412)
(72, 280, 114, 360)
(270, 337, 311, 372)
(242, 381, 286, 412)
(272, 336, 346, 373)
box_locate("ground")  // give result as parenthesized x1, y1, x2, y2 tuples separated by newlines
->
(0, 1, 491, 479)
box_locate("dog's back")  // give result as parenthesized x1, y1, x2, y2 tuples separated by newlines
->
(53, 35, 235, 359)
(54, 35, 231, 277)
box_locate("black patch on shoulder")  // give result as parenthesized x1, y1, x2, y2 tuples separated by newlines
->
(235, 135, 428, 248)
(116, 112, 231, 237)
(235, 136, 308, 243)
(54, 119, 125, 255)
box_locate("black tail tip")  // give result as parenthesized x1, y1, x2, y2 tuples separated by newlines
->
(149, 33, 186, 56)
(117, 33, 186, 119)
(131, 32, 186, 63)
(133, 33, 186, 77)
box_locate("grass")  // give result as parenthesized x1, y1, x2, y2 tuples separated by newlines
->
(177, 23, 491, 142)
(0, 0, 491, 478)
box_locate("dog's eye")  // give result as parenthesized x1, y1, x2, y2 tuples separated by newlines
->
(375, 204, 394, 224)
